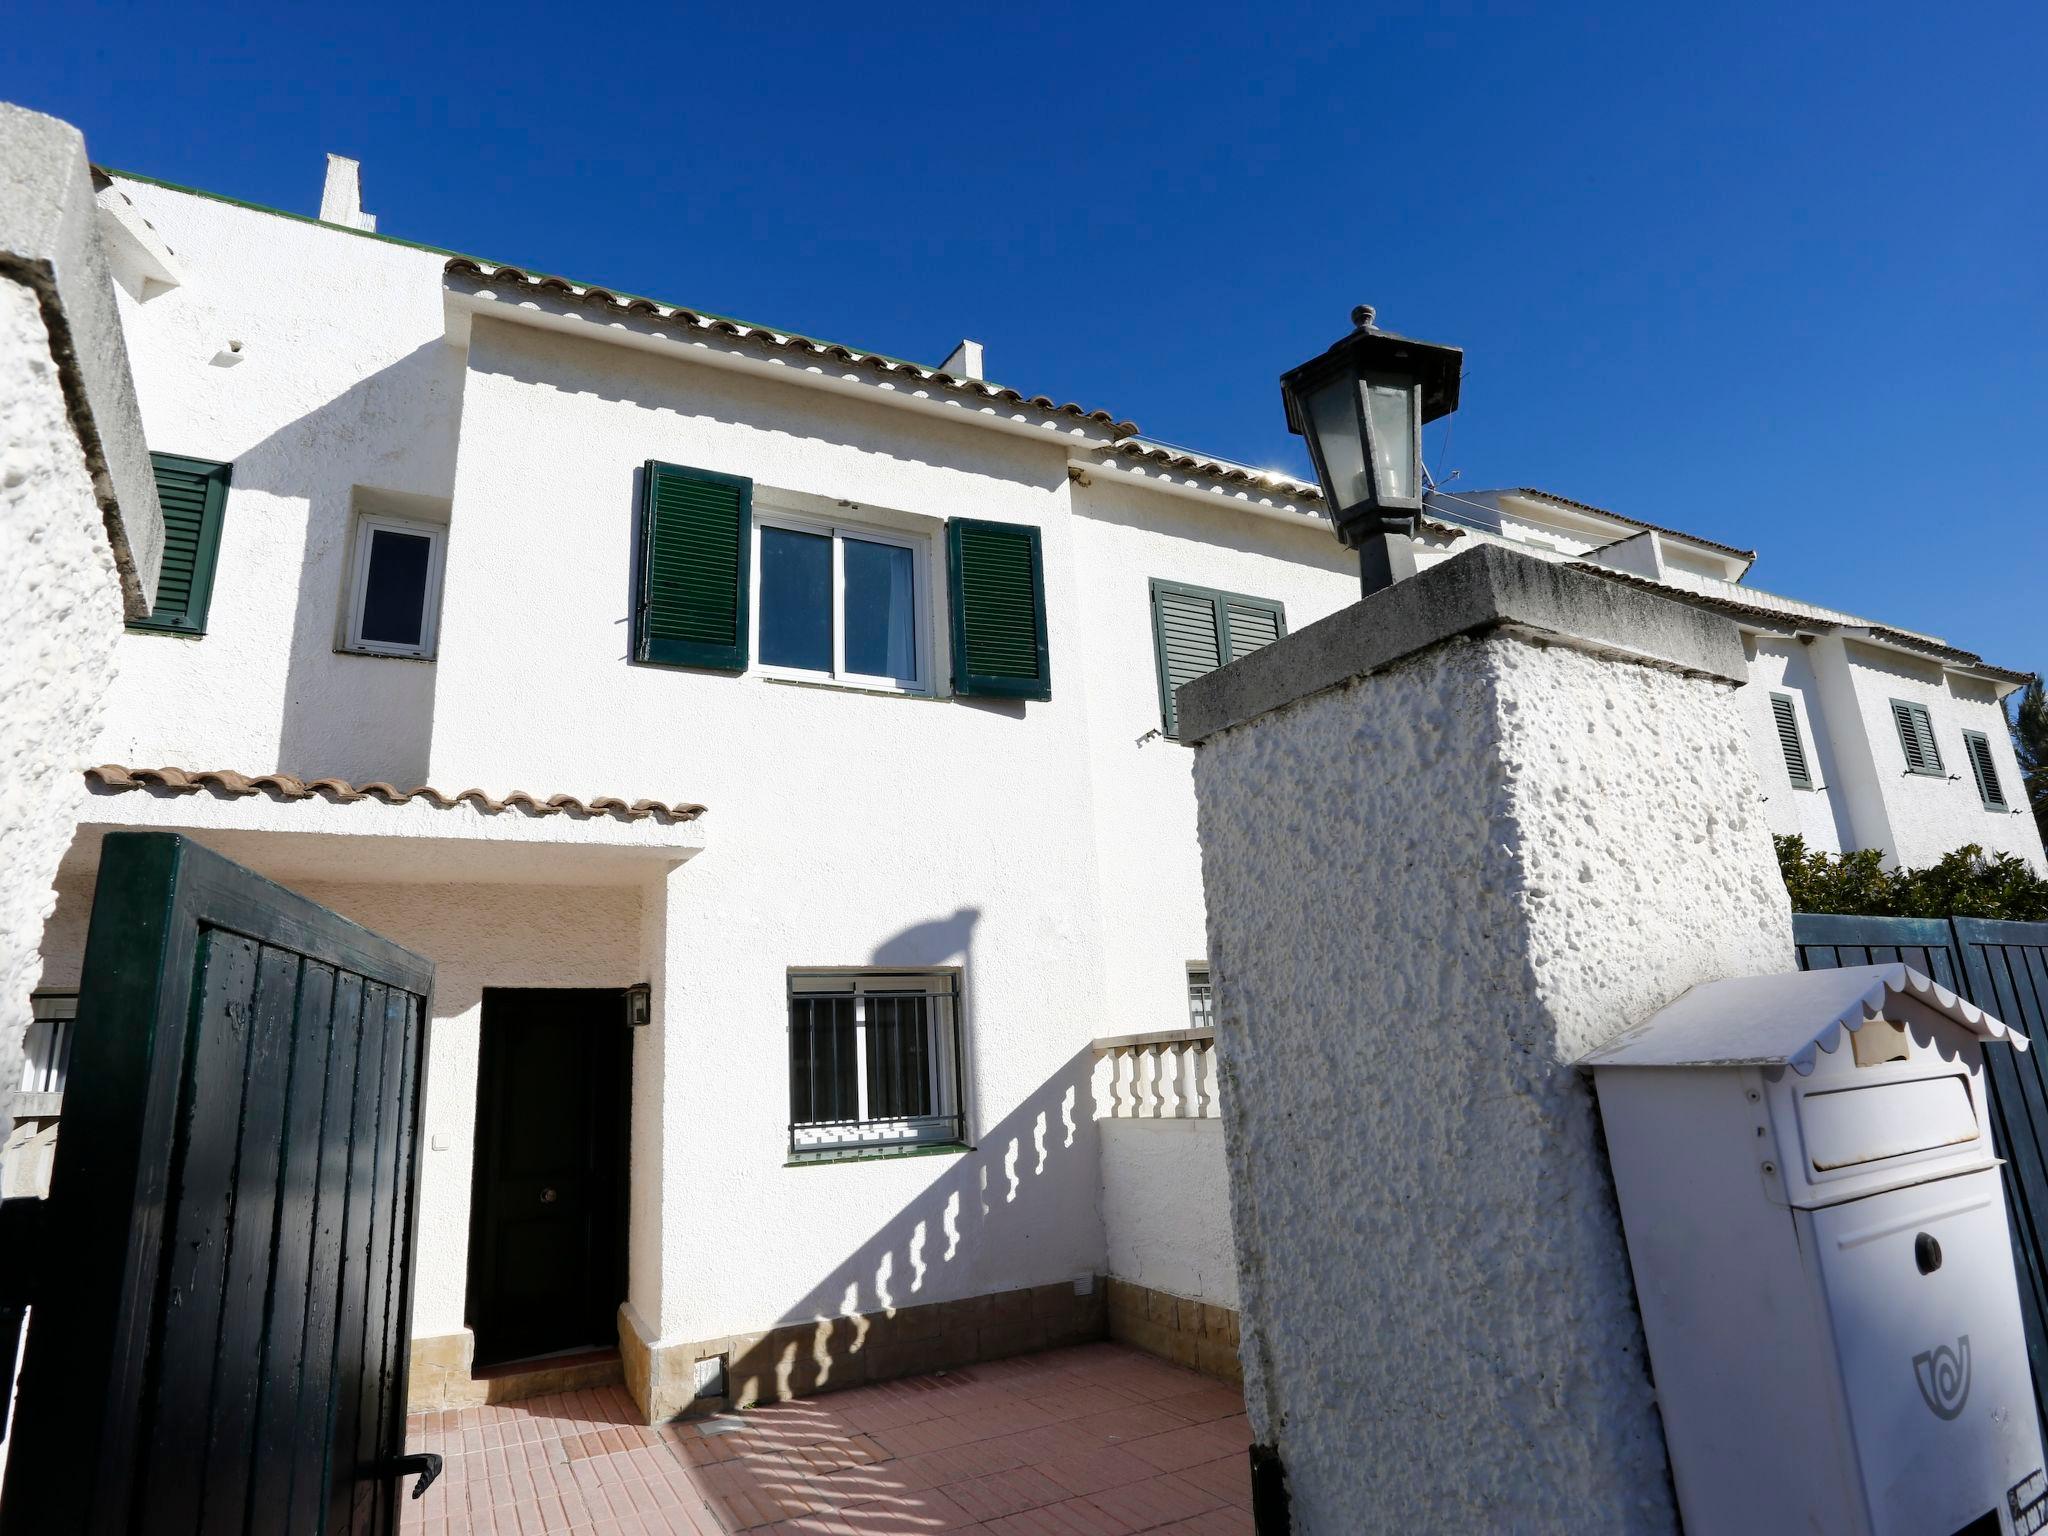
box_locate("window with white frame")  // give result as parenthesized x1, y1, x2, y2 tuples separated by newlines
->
(753, 514, 929, 691)
(345, 512, 446, 657)
(787, 971, 963, 1157)
(1187, 966, 1214, 1030)
(23, 992, 76, 1100)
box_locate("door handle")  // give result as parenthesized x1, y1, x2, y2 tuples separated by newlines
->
(390, 1451, 443, 1499)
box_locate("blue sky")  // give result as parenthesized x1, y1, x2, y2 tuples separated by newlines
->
(9, 1, 2043, 675)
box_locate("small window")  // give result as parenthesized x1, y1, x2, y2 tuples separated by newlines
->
(1963, 730, 2008, 811)
(345, 513, 445, 657)
(132, 452, 231, 635)
(755, 516, 929, 692)
(788, 971, 963, 1158)
(23, 993, 77, 1099)
(1187, 967, 1214, 1031)
(1770, 692, 1813, 790)
(1151, 580, 1287, 738)
(1891, 700, 1944, 777)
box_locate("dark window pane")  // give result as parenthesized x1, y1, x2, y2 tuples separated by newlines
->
(865, 994, 932, 1120)
(790, 995, 858, 1126)
(759, 526, 832, 672)
(843, 538, 917, 680)
(359, 528, 432, 647)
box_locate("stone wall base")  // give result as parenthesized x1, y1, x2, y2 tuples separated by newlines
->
(1105, 1278, 1242, 1386)
(621, 1279, 1110, 1425)
(406, 1330, 623, 1412)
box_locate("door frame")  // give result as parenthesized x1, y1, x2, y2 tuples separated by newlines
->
(464, 987, 632, 1370)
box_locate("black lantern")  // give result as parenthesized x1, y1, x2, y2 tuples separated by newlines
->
(1279, 305, 1463, 593)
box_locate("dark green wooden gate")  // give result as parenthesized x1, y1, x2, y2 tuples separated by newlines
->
(1794, 910, 2048, 1451)
(0, 833, 436, 1536)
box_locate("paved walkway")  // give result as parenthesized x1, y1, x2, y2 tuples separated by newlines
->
(400, 1341, 1252, 1534)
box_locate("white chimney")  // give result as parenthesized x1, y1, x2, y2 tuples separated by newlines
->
(939, 338, 985, 381)
(319, 154, 377, 232)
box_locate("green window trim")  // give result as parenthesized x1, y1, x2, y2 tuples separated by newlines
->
(1963, 729, 2009, 811)
(1890, 699, 1944, 777)
(1769, 692, 1813, 790)
(130, 452, 231, 636)
(947, 518, 1050, 700)
(633, 460, 752, 671)
(1150, 578, 1287, 739)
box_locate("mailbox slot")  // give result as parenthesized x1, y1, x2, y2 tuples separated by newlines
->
(1799, 1073, 1979, 1172)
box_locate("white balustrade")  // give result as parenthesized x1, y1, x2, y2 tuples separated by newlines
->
(1090, 1028, 1220, 1120)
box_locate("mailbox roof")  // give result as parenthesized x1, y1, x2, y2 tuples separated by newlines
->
(1583, 965, 2029, 1077)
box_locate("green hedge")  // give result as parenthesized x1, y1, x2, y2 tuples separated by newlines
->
(1777, 835, 2048, 921)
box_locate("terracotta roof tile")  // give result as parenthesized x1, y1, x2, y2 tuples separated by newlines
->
(86, 765, 705, 822)
(445, 259, 1140, 436)
(1104, 440, 1325, 501)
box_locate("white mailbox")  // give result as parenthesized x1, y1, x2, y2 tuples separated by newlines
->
(1586, 964, 2043, 1536)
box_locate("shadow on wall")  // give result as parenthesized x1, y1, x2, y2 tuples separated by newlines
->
(226, 341, 464, 786)
(704, 907, 1109, 1410)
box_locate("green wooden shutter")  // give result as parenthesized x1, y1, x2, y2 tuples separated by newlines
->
(131, 453, 231, 636)
(1150, 580, 1287, 738)
(1770, 692, 1813, 790)
(947, 519, 1049, 700)
(635, 460, 752, 670)
(1891, 700, 1943, 776)
(1221, 598, 1285, 664)
(1152, 585, 1222, 739)
(1964, 730, 2008, 810)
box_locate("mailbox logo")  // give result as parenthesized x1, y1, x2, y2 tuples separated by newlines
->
(1914, 1336, 1972, 1421)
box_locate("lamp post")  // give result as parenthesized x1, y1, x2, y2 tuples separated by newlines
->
(1279, 305, 1463, 595)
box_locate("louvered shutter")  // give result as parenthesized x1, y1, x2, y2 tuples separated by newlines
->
(1222, 599, 1285, 663)
(1770, 693, 1812, 790)
(635, 460, 752, 670)
(1154, 588, 1223, 739)
(1150, 581, 1287, 738)
(947, 519, 1049, 699)
(1891, 700, 1943, 775)
(131, 453, 231, 635)
(1965, 731, 2008, 810)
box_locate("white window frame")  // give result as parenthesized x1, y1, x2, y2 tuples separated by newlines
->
(343, 511, 446, 658)
(751, 512, 932, 695)
(787, 970, 964, 1158)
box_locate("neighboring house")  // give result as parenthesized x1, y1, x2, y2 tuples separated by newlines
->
(15, 155, 2042, 1418)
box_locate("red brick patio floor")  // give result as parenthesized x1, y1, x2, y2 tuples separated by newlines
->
(400, 1341, 1253, 1535)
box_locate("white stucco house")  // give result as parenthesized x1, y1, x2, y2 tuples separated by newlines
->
(10, 153, 2040, 1421)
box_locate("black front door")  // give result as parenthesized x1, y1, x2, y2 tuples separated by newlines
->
(0, 832, 435, 1536)
(466, 988, 630, 1368)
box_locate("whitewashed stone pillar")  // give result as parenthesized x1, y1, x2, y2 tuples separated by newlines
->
(1178, 544, 1793, 1531)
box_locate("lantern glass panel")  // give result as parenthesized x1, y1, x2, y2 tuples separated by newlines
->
(1305, 375, 1369, 509)
(1364, 378, 1419, 502)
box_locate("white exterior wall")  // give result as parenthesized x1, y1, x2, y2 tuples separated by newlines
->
(431, 317, 1118, 1347)
(1067, 477, 1356, 1035)
(1740, 637, 1854, 853)
(0, 277, 123, 1098)
(96, 181, 462, 786)
(1098, 1119, 1237, 1307)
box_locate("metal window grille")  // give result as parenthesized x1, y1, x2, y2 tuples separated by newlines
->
(1187, 968, 1214, 1030)
(788, 972, 963, 1157)
(22, 993, 77, 1098)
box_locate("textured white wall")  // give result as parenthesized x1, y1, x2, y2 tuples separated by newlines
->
(0, 278, 122, 1098)
(1099, 1119, 1237, 1306)
(1193, 628, 1792, 1532)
